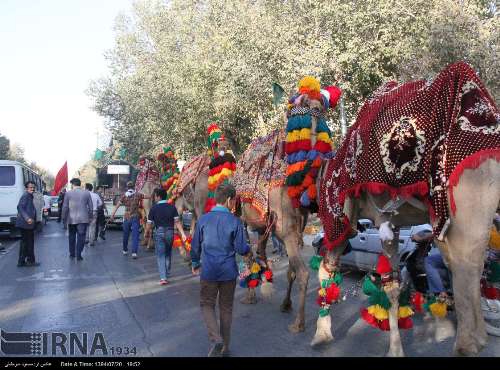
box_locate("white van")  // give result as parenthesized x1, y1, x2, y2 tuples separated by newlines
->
(0, 160, 45, 237)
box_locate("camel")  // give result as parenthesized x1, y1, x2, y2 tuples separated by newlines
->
(311, 160, 500, 356)
(135, 156, 160, 249)
(311, 62, 500, 357)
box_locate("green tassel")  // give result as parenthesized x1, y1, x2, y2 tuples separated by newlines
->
(362, 276, 379, 296)
(333, 272, 343, 286)
(369, 291, 391, 310)
(423, 295, 437, 312)
(488, 261, 500, 283)
(319, 307, 330, 317)
(309, 255, 323, 271)
(399, 287, 411, 306)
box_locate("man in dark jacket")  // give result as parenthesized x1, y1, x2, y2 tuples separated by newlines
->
(62, 178, 93, 261)
(16, 181, 39, 267)
(190, 183, 250, 357)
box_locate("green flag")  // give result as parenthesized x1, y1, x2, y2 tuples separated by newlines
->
(94, 149, 104, 160)
(272, 82, 285, 107)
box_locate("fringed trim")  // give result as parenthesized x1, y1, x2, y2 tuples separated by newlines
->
(339, 181, 429, 205)
(448, 149, 500, 215)
(323, 217, 353, 251)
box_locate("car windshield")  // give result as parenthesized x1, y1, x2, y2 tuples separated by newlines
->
(0, 166, 15, 186)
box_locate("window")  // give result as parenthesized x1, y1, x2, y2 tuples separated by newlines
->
(0, 166, 15, 186)
(22, 168, 29, 184)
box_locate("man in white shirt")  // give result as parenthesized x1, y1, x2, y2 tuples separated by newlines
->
(43, 191, 52, 221)
(85, 183, 103, 246)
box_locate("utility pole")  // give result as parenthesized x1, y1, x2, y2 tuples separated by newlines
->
(340, 96, 347, 138)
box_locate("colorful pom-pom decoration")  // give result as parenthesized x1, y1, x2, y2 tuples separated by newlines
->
(238, 257, 273, 289)
(285, 78, 336, 209)
(360, 275, 414, 331)
(205, 123, 236, 213)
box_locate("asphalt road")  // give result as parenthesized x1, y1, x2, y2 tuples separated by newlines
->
(0, 220, 499, 357)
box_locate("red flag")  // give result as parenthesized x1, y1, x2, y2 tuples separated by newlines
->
(52, 161, 68, 196)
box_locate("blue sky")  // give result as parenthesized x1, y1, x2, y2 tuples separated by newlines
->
(0, 0, 133, 179)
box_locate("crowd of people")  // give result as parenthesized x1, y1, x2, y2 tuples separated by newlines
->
(15, 178, 250, 357)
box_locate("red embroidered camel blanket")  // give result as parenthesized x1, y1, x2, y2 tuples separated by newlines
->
(319, 62, 500, 249)
(174, 154, 211, 197)
(233, 129, 287, 221)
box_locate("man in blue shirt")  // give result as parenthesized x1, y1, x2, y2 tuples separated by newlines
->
(146, 188, 186, 285)
(191, 183, 250, 357)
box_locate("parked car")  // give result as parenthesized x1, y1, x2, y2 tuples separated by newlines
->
(0, 160, 45, 237)
(312, 219, 432, 272)
(104, 195, 126, 227)
(49, 196, 60, 217)
(181, 211, 193, 230)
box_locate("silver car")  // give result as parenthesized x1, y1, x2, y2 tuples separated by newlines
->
(313, 219, 432, 272)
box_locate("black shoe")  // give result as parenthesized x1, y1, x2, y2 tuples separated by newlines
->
(84, 240, 89, 245)
(77, 256, 83, 261)
(69, 255, 75, 259)
(17, 263, 27, 267)
(26, 262, 40, 267)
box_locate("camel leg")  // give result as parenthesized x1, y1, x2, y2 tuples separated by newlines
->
(281, 265, 295, 312)
(443, 159, 500, 356)
(380, 224, 405, 357)
(310, 257, 336, 346)
(285, 232, 309, 333)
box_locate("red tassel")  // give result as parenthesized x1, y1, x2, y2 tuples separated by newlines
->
(376, 255, 392, 275)
(248, 279, 259, 288)
(378, 319, 390, 331)
(398, 317, 413, 330)
(360, 308, 379, 329)
(264, 270, 273, 281)
(326, 283, 340, 303)
(412, 292, 424, 313)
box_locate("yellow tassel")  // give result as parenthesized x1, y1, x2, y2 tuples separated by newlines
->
(429, 302, 447, 318)
(317, 132, 332, 144)
(319, 288, 327, 297)
(250, 263, 261, 274)
(286, 128, 311, 143)
(398, 306, 414, 319)
(367, 305, 389, 321)
(298, 76, 321, 93)
(490, 227, 500, 251)
(208, 168, 234, 185)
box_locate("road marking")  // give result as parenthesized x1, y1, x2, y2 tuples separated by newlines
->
(42, 233, 63, 238)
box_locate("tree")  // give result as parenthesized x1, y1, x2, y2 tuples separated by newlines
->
(88, 0, 499, 160)
(0, 133, 9, 160)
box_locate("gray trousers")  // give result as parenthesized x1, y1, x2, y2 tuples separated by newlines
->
(86, 211, 97, 243)
(200, 279, 236, 349)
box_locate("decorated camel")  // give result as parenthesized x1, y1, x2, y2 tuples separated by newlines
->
(311, 62, 500, 357)
(136, 147, 182, 250)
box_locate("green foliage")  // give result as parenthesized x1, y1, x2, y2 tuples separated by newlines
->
(88, 0, 499, 159)
(0, 133, 10, 160)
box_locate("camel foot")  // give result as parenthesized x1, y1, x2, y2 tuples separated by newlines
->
(240, 289, 257, 305)
(310, 332, 333, 347)
(280, 301, 292, 313)
(311, 315, 333, 347)
(288, 321, 305, 333)
(454, 341, 482, 357)
(386, 347, 405, 357)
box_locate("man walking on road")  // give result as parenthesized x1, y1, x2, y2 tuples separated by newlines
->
(95, 186, 106, 241)
(145, 188, 187, 285)
(62, 178, 93, 261)
(190, 183, 250, 357)
(110, 181, 144, 259)
(16, 181, 40, 267)
(84, 183, 102, 246)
